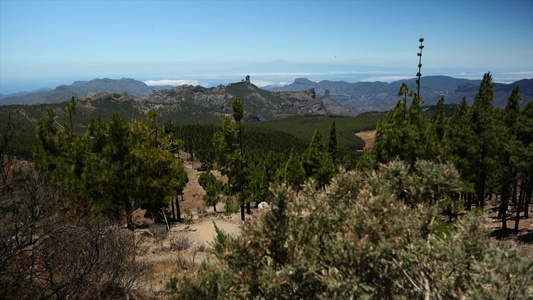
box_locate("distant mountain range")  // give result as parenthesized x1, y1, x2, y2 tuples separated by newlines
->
(263, 76, 533, 112)
(1, 78, 333, 123)
(143, 80, 330, 121)
(0, 78, 172, 105)
(2, 76, 531, 116)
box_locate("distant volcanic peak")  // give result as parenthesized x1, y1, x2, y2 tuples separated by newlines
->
(294, 78, 316, 85)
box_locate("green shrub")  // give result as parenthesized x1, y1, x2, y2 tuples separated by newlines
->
(172, 160, 532, 299)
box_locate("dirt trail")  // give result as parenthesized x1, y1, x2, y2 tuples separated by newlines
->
(135, 153, 247, 295)
(355, 130, 376, 150)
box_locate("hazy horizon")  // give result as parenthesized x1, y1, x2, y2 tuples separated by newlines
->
(1, 0, 532, 95)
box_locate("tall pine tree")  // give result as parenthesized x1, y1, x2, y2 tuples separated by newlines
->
(302, 129, 335, 189)
(284, 147, 306, 190)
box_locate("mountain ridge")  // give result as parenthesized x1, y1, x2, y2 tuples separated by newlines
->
(2, 75, 532, 114)
(143, 80, 329, 121)
(0, 78, 172, 105)
(262, 76, 532, 112)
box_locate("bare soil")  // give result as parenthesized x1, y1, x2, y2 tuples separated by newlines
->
(486, 203, 533, 260)
(355, 130, 376, 150)
(134, 154, 251, 296)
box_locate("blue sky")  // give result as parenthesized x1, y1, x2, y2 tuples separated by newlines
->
(1, 0, 532, 94)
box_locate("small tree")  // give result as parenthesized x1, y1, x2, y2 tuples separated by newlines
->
(426, 96, 449, 160)
(328, 121, 338, 165)
(198, 171, 224, 212)
(284, 147, 306, 191)
(302, 129, 335, 189)
(232, 98, 250, 218)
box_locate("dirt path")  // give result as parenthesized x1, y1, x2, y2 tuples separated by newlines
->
(173, 218, 242, 243)
(355, 130, 376, 151)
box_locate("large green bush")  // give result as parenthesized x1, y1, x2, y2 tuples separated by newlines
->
(173, 160, 531, 299)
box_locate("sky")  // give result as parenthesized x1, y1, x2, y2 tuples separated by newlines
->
(1, 0, 532, 94)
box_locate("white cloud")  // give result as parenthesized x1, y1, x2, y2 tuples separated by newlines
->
(144, 79, 201, 86)
(251, 80, 291, 87)
(359, 75, 412, 82)
(501, 71, 533, 76)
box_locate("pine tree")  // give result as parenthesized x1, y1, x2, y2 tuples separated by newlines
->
(469, 72, 498, 208)
(199, 171, 224, 212)
(405, 91, 427, 164)
(426, 96, 448, 160)
(374, 97, 408, 163)
(284, 147, 306, 190)
(328, 121, 338, 165)
(514, 101, 533, 231)
(247, 159, 270, 206)
(449, 98, 473, 180)
(212, 99, 250, 220)
(34, 107, 188, 228)
(302, 129, 335, 188)
(374, 82, 428, 166)
(232, 98, 249, 219)
(498, 87, 521, 229)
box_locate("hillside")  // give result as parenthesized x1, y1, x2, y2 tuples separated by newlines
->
(0, 78, 172, 105)
(263, 76, 533, 112)
(252, 112, 385, 151)
(0, 80, 355, 158)
(144, 80, 334, 121)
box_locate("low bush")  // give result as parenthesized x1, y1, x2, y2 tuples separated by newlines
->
(172, 160, 532, 299)
(0, 166, 145, 299)
(170, 233, 192, 251)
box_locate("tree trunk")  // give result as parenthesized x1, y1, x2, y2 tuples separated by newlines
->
(246, 201, 251, 215)
(478, 179, 485, 208)
(500, 183, 509, 230)
(213, 204, 217, 213)
(466, 192, 472, 211)
(513, 180, 524, 234)
(524, 175, 532, 218)
(238, 120, 245, 221)
(511, 180, 518, 205)
(176, 195, 182, 223)
(476, 148, 487, 209)
(124, 197, 134, 230)
(171, 197, 176, 221)
(514, 196, 521, 234)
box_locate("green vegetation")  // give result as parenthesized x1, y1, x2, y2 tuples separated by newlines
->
(33, 104, 188, 227)
(173, 160, 532, 299)
(375, 71, 532, 230)
(1, 39, 531, 299)
(301, 129, 335, 188)
(0, 99, 225, 159)
(168, 41, 532, 299)
(198, 171, 225, 212)
(253, 112, 385, 151)
(226, 82, 286, 117)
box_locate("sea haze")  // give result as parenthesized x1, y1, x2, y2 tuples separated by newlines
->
(2, 61, 531, 96)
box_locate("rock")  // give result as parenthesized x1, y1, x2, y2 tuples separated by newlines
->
(309, 88, 316, 99)
(258, 202, 270, 210)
